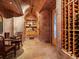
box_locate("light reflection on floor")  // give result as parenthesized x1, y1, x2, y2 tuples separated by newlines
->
(17, 39, 58, 59)
(15, 37, 72, 59)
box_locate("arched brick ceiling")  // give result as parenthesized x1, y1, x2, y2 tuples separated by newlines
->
(21, 0, 31, 4)
(43, 0, 56, 10)
(21, 0, 56, 12)
(21, 0, 46, 12)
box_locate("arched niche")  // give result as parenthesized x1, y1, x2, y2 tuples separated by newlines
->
(24, 12, 39, 38)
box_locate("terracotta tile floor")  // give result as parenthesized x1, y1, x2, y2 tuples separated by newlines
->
(14, 39, 72, 59)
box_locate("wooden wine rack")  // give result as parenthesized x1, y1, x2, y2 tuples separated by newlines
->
(62, 0, 79, 58)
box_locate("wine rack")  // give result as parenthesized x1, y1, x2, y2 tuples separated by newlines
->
(74, 31, 79, 57)
(62, 0, 65, 49)
(62, 0, 79, 58)
(24, 20, 38, 36)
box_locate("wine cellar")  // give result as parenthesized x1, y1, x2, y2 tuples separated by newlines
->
(24, 15, 39, 39)
(62, 0, 79, 58)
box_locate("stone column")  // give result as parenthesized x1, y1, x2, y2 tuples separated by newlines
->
(52, 9, 57, 46)
(56, 0, 62, 49)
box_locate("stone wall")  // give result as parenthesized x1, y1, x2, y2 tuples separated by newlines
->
(39, 10, 51, 43)
(56, 0, 62, 48)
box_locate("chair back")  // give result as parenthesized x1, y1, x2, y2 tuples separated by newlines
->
(0, 36, 5, 54)
(4, 32, 10, 39)
(16, 32, 22, 39)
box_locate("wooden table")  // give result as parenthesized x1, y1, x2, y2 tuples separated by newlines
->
(5, 39, 21, 50)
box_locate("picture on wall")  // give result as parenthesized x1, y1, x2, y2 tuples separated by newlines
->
(0, 16, 3, 33)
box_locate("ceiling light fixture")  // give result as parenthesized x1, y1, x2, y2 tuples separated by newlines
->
(10, 2, 12, 4)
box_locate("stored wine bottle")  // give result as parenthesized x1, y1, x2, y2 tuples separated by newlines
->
(70, 33, 73, 37)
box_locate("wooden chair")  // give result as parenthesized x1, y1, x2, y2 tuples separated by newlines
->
(15, 32, 23, 46)
(0, 36, 16, 59)
(16, 35, 23, 46)
(11, 35, 23, 50)
(4, 32, 10, 39)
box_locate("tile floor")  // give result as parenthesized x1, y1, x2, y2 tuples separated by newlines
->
(12, 38, 72, 59)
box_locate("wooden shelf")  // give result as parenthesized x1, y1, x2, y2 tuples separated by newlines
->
(62, 0, 79, 58)
(24, 19, 39, 37)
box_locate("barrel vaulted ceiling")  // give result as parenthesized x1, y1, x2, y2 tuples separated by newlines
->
(0, 0, 56, 18)
(22, 0, 56, 12)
